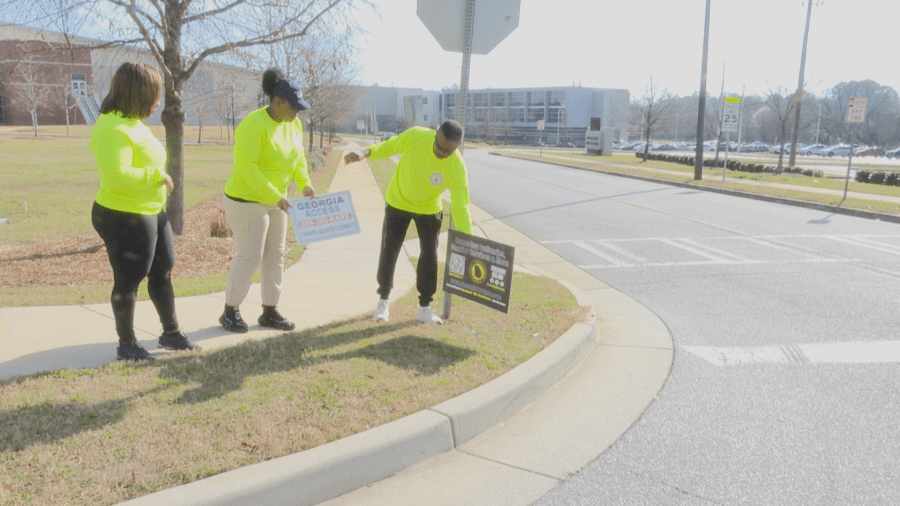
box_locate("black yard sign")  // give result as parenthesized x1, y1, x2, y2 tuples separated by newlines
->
(443, 229, 515, 313)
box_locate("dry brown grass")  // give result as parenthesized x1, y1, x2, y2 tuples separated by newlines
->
(0, 269, 590, 505)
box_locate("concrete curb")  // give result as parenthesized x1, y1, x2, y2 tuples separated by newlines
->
(118, 291, 597, 506)
(492, 151, 900, 225)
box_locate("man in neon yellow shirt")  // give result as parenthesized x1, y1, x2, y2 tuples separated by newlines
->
(344, 120, 472, 325)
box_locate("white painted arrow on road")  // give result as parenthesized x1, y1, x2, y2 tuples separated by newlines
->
(683, 341, 900, 366)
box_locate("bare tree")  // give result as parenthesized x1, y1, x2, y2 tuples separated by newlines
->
(9, 56, 52, 136)
(764, 85, 799, 172)
(11, 0, 371, 233)
(636, 75, 675, 161)
(55, 84, 79, 136)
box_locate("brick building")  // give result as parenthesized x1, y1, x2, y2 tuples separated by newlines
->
(0, 23, 259, 128)
(0, 35, 94, 126)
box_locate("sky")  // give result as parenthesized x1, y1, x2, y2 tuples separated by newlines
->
(351, 0, 898, 100)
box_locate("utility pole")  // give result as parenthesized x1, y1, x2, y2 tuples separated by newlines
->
(694, 0, 712, 180)
(789, 0, 816, 168)
(815, 102, 822, 144)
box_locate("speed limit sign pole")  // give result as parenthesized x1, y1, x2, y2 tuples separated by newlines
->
(844, 96, 867, 200)
(722, 97, 740, 181)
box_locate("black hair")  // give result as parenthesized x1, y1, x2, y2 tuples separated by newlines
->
(439, 120, 464, 143)
(261, 68, 285, 99)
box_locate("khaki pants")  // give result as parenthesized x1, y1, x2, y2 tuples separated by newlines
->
(223, 195, 288, 307)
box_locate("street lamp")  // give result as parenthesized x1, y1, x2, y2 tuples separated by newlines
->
(556, 106, 565, 145)
(815, 103, 822, 144)
(789, 0, 819, 167)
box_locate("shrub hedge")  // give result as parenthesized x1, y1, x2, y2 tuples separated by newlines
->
(635, 152, 826, 178)
(636, 151, 900, 187)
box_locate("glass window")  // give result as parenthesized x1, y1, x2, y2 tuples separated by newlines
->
(529, 91, 546, 107)
(509, 108, 525, 123)
(509, 92, 525, 106)
(549, 91, 566, 106)
(528, 108, 545, 123)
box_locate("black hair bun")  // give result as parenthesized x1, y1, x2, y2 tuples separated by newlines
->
(262, 68, 285, 97)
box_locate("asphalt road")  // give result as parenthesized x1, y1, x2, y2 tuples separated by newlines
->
(465, 150, 900, 505)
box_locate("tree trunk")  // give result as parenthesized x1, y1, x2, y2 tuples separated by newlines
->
(161, 7, 187, 235)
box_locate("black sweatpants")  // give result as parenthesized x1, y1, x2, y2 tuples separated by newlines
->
(92, 202, 179, 345)
(376, 204, 443, 307)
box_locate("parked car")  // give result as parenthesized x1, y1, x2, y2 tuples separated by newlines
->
(380, 132, 397, 142)
(615, 141, 641, 150)
(798, 144, 827, 156)
(885, 147, 900, 159)
(650, 143, 677, 151)
(739, 141, 768, 153)
(856, 146, 885, 157)
(820, 145, 852, 157)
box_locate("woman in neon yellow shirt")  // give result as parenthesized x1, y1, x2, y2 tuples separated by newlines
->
(219, 68, 316, 333)
(91, 62, 199, 361)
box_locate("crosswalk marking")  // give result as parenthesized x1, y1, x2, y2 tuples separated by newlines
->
(542, 234, 900, 269)
(683, 341, 900, 366)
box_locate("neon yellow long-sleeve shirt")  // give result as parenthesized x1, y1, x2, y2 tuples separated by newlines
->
(225, 108, 311, 205)
(90, 112, 167, 215)
(368, 127, 472, 234)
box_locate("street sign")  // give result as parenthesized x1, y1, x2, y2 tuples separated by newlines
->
(722, 97, 740, 133)
(417, 0, 520, 55)
(536, 120, 545, 130)
(356, 120, 365, 130)
(847, 96, 867, 124)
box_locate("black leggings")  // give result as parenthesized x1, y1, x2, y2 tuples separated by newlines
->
(92, 202, 179, 345)
(376, 204, 442, 307)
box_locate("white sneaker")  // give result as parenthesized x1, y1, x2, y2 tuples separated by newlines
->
(373, 298, 390, 322)
(416, 306, 443, 325)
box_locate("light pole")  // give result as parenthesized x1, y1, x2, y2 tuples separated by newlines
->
(694, 0, 712, 180)
(815, 102, 822, 144)
(789, 0, 817, 167)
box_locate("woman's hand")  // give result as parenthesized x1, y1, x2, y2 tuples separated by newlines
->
(162, 174, 174, 193)
(302, 186, 317, 199)
(277, 197, 292, 213)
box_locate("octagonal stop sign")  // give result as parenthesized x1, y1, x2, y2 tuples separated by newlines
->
(417, 0, 520, 55)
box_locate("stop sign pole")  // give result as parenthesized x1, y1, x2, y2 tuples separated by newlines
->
(441, 0, 476, 320)
(418, 0, 519, 319)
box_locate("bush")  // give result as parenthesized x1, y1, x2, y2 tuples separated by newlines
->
(885, 172, 900, 186)
(856, 170, 870, 183)
(869, 172, 886, 185)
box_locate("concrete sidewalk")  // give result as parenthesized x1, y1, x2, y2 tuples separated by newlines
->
(0, 152, 674, 506)
(0, 156, 415, 380)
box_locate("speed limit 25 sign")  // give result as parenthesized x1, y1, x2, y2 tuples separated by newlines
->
(722, 97, 740, 133)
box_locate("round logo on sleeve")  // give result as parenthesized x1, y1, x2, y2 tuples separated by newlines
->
(429, 172, 444, 186)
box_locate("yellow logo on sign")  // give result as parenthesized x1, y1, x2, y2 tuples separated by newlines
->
(469, 260, 487, 284)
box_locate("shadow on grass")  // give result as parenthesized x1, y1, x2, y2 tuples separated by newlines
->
(0, 390, 157, 453)
(157, 316, 475, 405)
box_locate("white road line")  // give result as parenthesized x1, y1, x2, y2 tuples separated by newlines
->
(683, 341, 900, 366)
(825, 236, 900, 256)
(571, 241, 633, 267)
(658, 238, 739, 263)
(593, 240, 648, 263)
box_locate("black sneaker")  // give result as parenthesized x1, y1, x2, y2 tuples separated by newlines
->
(220, 307, 249, 333)
(117, 342, 155, 361)
(258, 307, 296, 331)
(158, 330, 201, 351)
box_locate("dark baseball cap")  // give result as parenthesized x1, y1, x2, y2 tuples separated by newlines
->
(273, 78, 311, 111)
